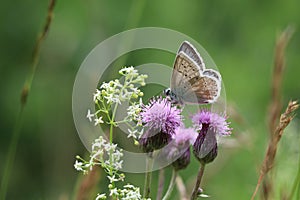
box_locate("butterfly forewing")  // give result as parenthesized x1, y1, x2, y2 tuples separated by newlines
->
(178, 41, 205, 71)
(171, 52, 202, 88)
(170, 41, 222, 105)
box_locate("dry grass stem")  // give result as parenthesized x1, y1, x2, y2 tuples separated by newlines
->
(251, 26, 295, 200)
(251, 100, 299, 200)
(76, 167, 101, 200)
(0, 1, 56, 199)
(268, 26, 294, 135)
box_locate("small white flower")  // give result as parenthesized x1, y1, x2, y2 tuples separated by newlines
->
(113, 149, 123, 158)
(107, 175, 118, 183)
(105, 143, 117, 152)
(114, 160, 123, 170)
(137, 128, 144, 138)
(100, 82, 110, 89)
(127, 129, 137, 139)
(94, 116, 104, 126)
(93, 89, 101, 102)
(124, 184, 135, 189)
(109, 187, 118, 196)
(95, 193, 106, 200)
(86, 109, 94, 122)
(74, 160, 83, 171)
(90, 149, 104, 161)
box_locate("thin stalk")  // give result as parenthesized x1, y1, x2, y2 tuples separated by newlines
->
(0, 1, 56, 199)
(288, 149, 300, 199)
(156, 169, 165, 200)
(176, 175, 188, 200)
(143, 155, 153, 198)
(297, 177, 300, 200)
(0, 109, 24, 200)
(191, 164, 206, 200)
(162, 169, 177, 200)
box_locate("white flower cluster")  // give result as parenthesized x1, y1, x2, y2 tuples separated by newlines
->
(127, 99, 142, 123)
(75, 67, 150, 199)
(112, 184, 142, 200)
(74, 136, 123, 174)
(93, 66, 147, 105)
(126, 98, 144, 139)
(86, 66, 147, 129)
(74, 137, 144, 199)
(104, 183, 143, 200)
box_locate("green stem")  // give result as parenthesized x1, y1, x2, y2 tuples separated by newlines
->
(143, 155, 153, 198)
(0, 109, 24, 200)
(289, 150, 300, 199)
(0, 1, 56, 199)
(162, 169, 177, 200)
(191, 164, 206, 200)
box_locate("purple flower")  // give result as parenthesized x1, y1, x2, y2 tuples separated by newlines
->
(139, 127, 173, 153)
(140, 97, 182, 135)
(172, 127, 198, 147)
(157, 127, 198, 170)
(170, 127, 198, 170)
(191, 110, 231, 136)
(139, 97, 182, 152)
(191, 110, 231, 164)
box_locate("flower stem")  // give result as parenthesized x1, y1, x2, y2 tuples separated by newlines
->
(156, 169, 165, 200)
(162, 169, 177, 200)
(143, 155, 153, 198)
(191, 164, 206, 200)
(0, 1, 56, 199)
(288, 148, 300, 199)
(176, 175, 188, 200)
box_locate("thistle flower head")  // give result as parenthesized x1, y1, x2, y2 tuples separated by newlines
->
(172, 127, 198, 146)
(191, 110, 231, 164)
(169, 127, 198, 170)
(191, 109, 231, 136)
(139, 97, 182, 153)
(140, 97, 182, 135)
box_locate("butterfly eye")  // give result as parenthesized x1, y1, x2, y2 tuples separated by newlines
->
(164, 88, 171, 96)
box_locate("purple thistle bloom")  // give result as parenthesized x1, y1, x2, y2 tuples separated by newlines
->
(170, 127, 198, 170)
(157, 127, 198, 170)
(191, 110, 231, 136)
(139, 97, 182, 153)
(191, 110, 231, 164)
(140, 97, 182, 135)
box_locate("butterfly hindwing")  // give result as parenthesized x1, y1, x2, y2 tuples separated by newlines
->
(183, 75, 221, 104)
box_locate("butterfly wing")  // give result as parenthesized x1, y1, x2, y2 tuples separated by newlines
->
(171, 51, 221, 104)
(171, 52, 202, 102)
(171, 51, 202, 91)
(183, 69, 221, 104)
(178, 41, 206, 71)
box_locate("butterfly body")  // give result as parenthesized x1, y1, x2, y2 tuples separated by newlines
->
(165, 41, 221, 105)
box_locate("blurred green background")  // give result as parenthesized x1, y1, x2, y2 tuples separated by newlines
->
(1, 0, 300, 199)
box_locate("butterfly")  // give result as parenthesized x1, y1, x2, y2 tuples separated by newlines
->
(164, 41, 221, 105)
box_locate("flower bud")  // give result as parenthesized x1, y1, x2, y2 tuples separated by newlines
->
(193, 124, 218, 164)
(139, 127, 172, 153)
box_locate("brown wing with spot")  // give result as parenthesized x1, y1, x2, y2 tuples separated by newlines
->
(185, 76, 220, 103)
(171, 52, 201, 91)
